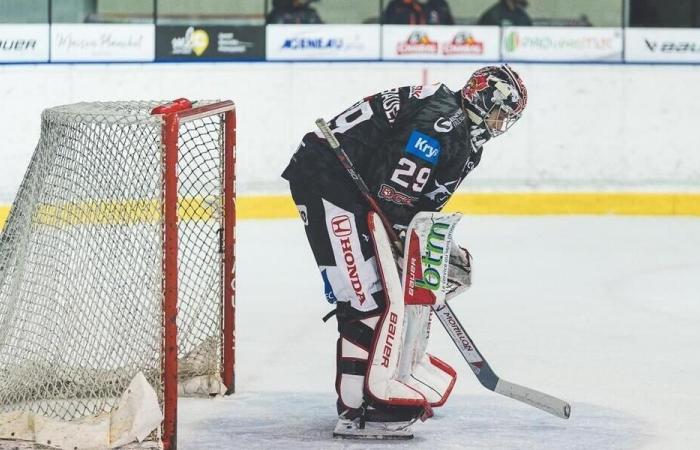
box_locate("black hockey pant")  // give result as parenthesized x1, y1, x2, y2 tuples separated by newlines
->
(288, 177, 388, 412)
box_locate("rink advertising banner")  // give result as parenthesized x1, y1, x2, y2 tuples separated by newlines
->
(50, 24, 155, 62)
(0, 24, 49, 63)
(382, 25, 500, 61)
(625, 28, 700, 63)
(155, 25, 265, 61)
(501, 27, 623, 62)
(266, 25, 380, 60)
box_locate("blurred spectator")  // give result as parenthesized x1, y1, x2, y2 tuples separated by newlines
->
(266, 0, 323, 24)
(382, 0, 455, 26)
(477, 0, 532, 26)
(382, 0, 426, 25)
(629, 0, 661, 27)
(421, 0, 455, 25)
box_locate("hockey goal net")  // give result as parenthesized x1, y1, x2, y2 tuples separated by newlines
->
(0, 99, 236, 450)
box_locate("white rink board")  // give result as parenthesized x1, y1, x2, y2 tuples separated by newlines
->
(1, 62, 700, 201)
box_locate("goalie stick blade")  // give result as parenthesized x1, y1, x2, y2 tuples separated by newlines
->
(333, 419, 414, 440)
(495, 380, 572, 419)
(433, 303, 571, 419)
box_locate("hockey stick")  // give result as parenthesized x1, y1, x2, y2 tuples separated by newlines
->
(315, 118, 571, 420)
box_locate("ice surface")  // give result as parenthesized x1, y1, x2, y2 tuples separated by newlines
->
(6, 216, 698, 449)
(180, 216, 698, 450)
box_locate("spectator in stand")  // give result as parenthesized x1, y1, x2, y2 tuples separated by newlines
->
(422, 0, 455, 25)
(629, 0, 661, 27)
(266, 0, 323, 24)
(477, 0, 532, 26)
(382, 0, 455, 25)
(382, 0, 426, 25)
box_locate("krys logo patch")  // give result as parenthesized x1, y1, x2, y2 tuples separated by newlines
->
(406, 130, 441, 165)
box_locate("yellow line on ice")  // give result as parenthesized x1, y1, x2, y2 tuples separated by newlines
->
(1, 192, 699, 230)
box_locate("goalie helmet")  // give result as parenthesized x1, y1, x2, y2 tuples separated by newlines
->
(461, 64, 528, 139)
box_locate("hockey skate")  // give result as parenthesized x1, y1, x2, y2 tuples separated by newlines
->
(333, 404, 421, 440)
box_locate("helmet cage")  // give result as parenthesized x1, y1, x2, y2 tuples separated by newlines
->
(483, 98, 523, 138)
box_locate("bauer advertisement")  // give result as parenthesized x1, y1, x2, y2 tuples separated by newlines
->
(381, 25, 500, 61)
(0, 24, 49, 63)
(624, 28, 700, 63)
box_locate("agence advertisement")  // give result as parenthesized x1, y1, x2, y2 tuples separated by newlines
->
(266, 25, 380, 60)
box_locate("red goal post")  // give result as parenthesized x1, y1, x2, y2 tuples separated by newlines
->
(154, 99, 237, 450)
(0, 99, 236, 450)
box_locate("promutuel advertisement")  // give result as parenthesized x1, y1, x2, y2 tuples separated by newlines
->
(625, 28, 700, 63)
(266, 25, 380, 60)
(156, 26, 265, 61)
(501, 27, 623, 62)
(0, 24, 49, 63)
(51, 24, 154, 62)
(382, 25, 499, 61)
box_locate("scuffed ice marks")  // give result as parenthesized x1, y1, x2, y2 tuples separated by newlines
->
(177, 393, 647, 450)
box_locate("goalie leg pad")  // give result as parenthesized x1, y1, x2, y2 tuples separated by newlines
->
(336, 313, 379, 410)
(404, 354, 457, 407)
(395, 305, 457, 407)
(364, 212, 427, 410)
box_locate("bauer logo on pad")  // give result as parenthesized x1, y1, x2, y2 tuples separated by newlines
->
(405, 130, 441, 165)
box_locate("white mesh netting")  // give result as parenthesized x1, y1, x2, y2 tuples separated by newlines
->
(0, 101, 231, 447)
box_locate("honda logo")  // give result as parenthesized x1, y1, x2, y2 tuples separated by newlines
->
(331, 215, 352, 237)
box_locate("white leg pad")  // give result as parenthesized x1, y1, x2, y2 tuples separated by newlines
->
(365, 212, 426, 408)
(339, 374, 366, 409)
(404, 354, 457, 407)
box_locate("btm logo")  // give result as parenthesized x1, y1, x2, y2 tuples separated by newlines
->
(415, 221, 449, 291)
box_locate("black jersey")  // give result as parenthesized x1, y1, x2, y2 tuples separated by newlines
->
(282, 83, 482, 229)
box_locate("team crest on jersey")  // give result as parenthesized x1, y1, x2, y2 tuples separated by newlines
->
(405, 130, 441, 165)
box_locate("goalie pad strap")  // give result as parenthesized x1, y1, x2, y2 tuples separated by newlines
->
(338, 320, 374, 351)
(338, 359, 368, 376)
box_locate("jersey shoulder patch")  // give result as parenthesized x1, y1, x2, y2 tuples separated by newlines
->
(409, 83, 442, 100)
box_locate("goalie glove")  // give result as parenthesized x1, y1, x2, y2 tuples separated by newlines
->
(445, 243, 472, 301)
